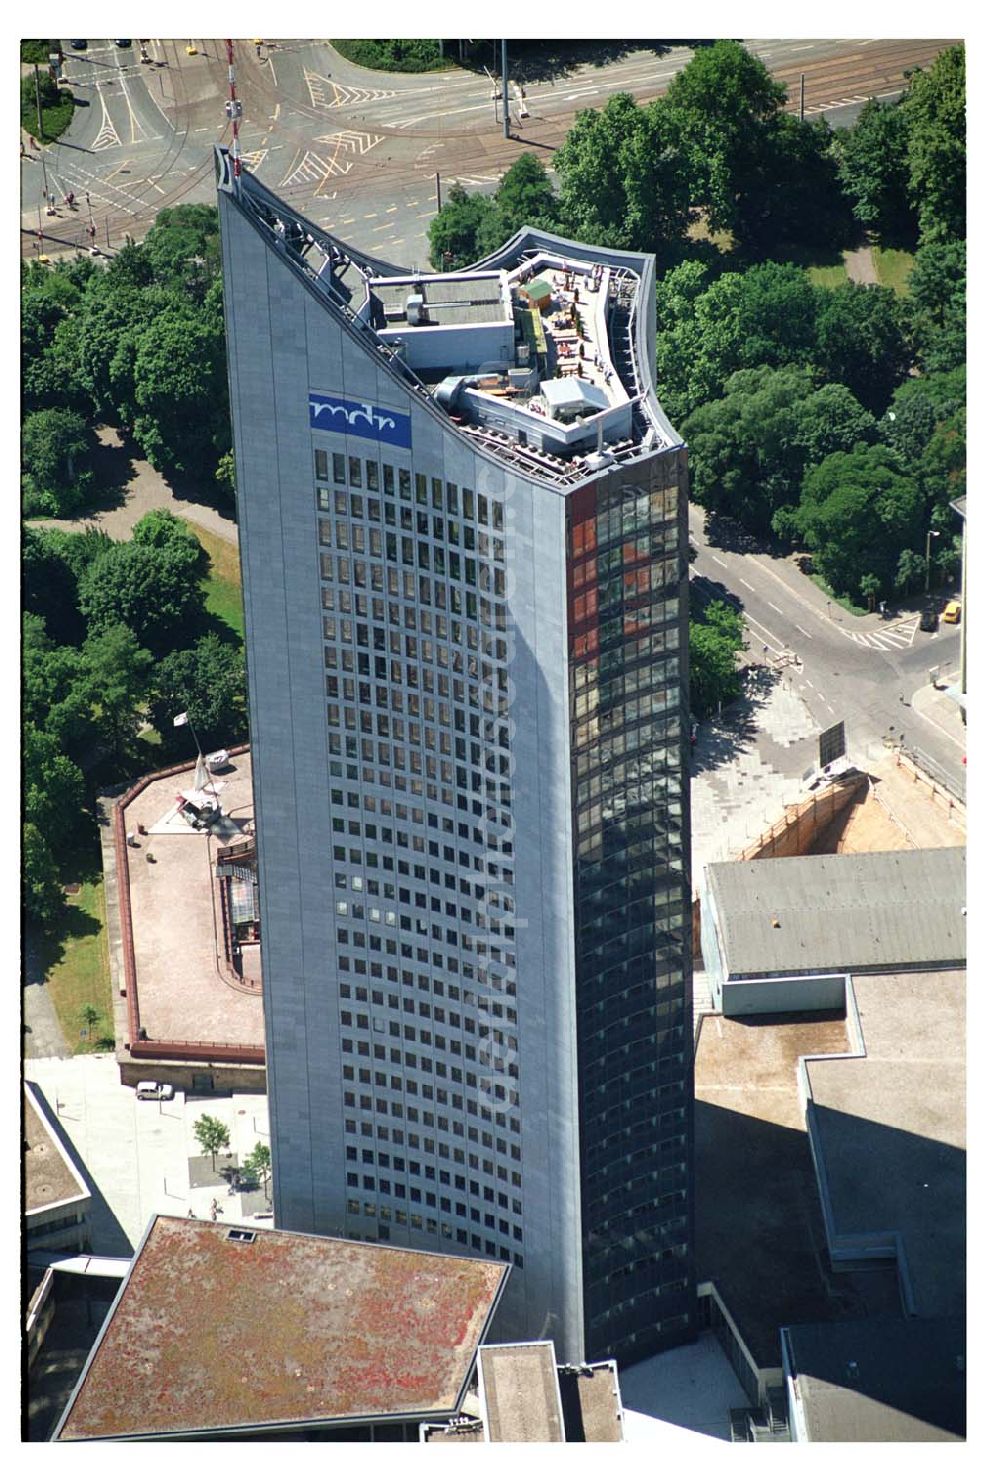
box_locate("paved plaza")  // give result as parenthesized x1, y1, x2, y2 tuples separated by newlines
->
(25, 1054, 272, 1255)
(691, 671, 821, 894)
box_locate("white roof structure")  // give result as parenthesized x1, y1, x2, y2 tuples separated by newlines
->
(540, 376, 608, 416)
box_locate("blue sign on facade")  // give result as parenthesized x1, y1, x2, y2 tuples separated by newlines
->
(309, 392, 412, 449)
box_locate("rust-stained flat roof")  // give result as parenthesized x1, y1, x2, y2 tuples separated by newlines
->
(55, 1216, 508, 1440)
(479, 1342, 565, 1442)
(24, 1084, 90, 1214)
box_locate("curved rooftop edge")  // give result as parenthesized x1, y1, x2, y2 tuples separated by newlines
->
(215, 146, 683, 492)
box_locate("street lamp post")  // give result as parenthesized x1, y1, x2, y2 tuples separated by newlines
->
(925, 528, 941, 595)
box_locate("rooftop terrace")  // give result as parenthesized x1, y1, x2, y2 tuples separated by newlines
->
(218, 149, 680, 489)
(119, 750, 263, 1053)
(56, 1216, 508, 1440)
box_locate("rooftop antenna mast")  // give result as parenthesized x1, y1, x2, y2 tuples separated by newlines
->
(225, 39, 243, 192)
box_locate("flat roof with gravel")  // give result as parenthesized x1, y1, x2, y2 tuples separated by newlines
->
(24, 1084, 89, 1214)
(694, 1011, 900, 1366)
(479, 1342, 565, 1441)
(784, 1315, 965, 1441)
(121, 752, 263, 1047)
(706, 847, 966, 978)
(804, 969, 965, 1319)
(55, 1216, 508, 1440)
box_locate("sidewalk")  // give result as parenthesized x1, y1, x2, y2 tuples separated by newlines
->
(911, 670, 966, 751)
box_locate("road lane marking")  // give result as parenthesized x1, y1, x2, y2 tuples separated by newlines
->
(739, 578, 756, 591)
(711, 554, 727, 567)
(767, 601, 782, 614)
(743, 612, 784, 647)
(805, 680, 815, 689)
(795, 624, 812, 638)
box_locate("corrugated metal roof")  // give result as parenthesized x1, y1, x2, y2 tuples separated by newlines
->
(706, 848, 965, 978)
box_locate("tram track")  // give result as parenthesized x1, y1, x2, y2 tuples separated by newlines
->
(23, 38, 960, 259)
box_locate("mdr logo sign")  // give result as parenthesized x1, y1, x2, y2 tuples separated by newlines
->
(309, 393, 412, 449)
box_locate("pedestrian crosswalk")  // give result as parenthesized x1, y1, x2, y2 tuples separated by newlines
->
(844, 616, 919, 652)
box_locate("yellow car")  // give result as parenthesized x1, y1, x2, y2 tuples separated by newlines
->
(942, 600, 962, 624)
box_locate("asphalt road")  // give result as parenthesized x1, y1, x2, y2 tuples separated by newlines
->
(688, 504, 966, 795)
(23, 37, 958, 267)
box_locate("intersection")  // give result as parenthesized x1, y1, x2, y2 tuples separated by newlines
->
(23, 37, 958, 266)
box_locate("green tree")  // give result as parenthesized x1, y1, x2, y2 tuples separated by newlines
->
(131, 305, 228, 473)
(554, 92, 693, 255)
(143, 204, 220, 292)
(131, 508, 204, 559)
(244, 1142, 272, 1200)
(907, 239, 965, 373)
(428, 184, 499, 270)
(151, 634, 247, 746)
(80, 624, 154, 763)
(813, 282, 911, 415)
(193, 1114, 230, 1169)
(834, 99, 916, 242)
(23, 822, 63, 926)
(21, 258, 93, 414)
(794, 445, 923, 599)
(658, 261, 817, 421)
(682, 365, 876, 534)
(23, 722, 86, 852)
(80, 1003, 100, 1039)
(491, 153, 558, 240)
(21, 408, 93, 516)
(660, 40, 788, 251)
(78, 539, 204, 652)
(689, 600, 745, 717)
(882, 370, 966, 510)
(22, 613, 97, 764)
(902, 45, 965, 243)
(22, 525, 86, 642)
(859, 572, 882, 610)
(894, 547, 925, 595)
(215, 450, 236, 501)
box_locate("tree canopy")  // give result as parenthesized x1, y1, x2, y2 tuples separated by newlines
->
(834, 98, 916, 244)
(901, 45, 965, 244)
(689, 600, 745, 716)
(554, 92, 693, 255)
(683, 365, 876, 534)
(793, 445, 924, 600)
(21, 408, 93, 516)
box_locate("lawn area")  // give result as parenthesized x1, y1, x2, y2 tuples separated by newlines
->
(186, 522, 244, 639)
(42, 881, 115, 1054)
(806, 261, 849, 289)
(20, 74, 75, 144)
(872, 246, 915, 296)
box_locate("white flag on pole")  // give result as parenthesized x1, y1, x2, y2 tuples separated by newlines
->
(173, 712, 189, 727)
